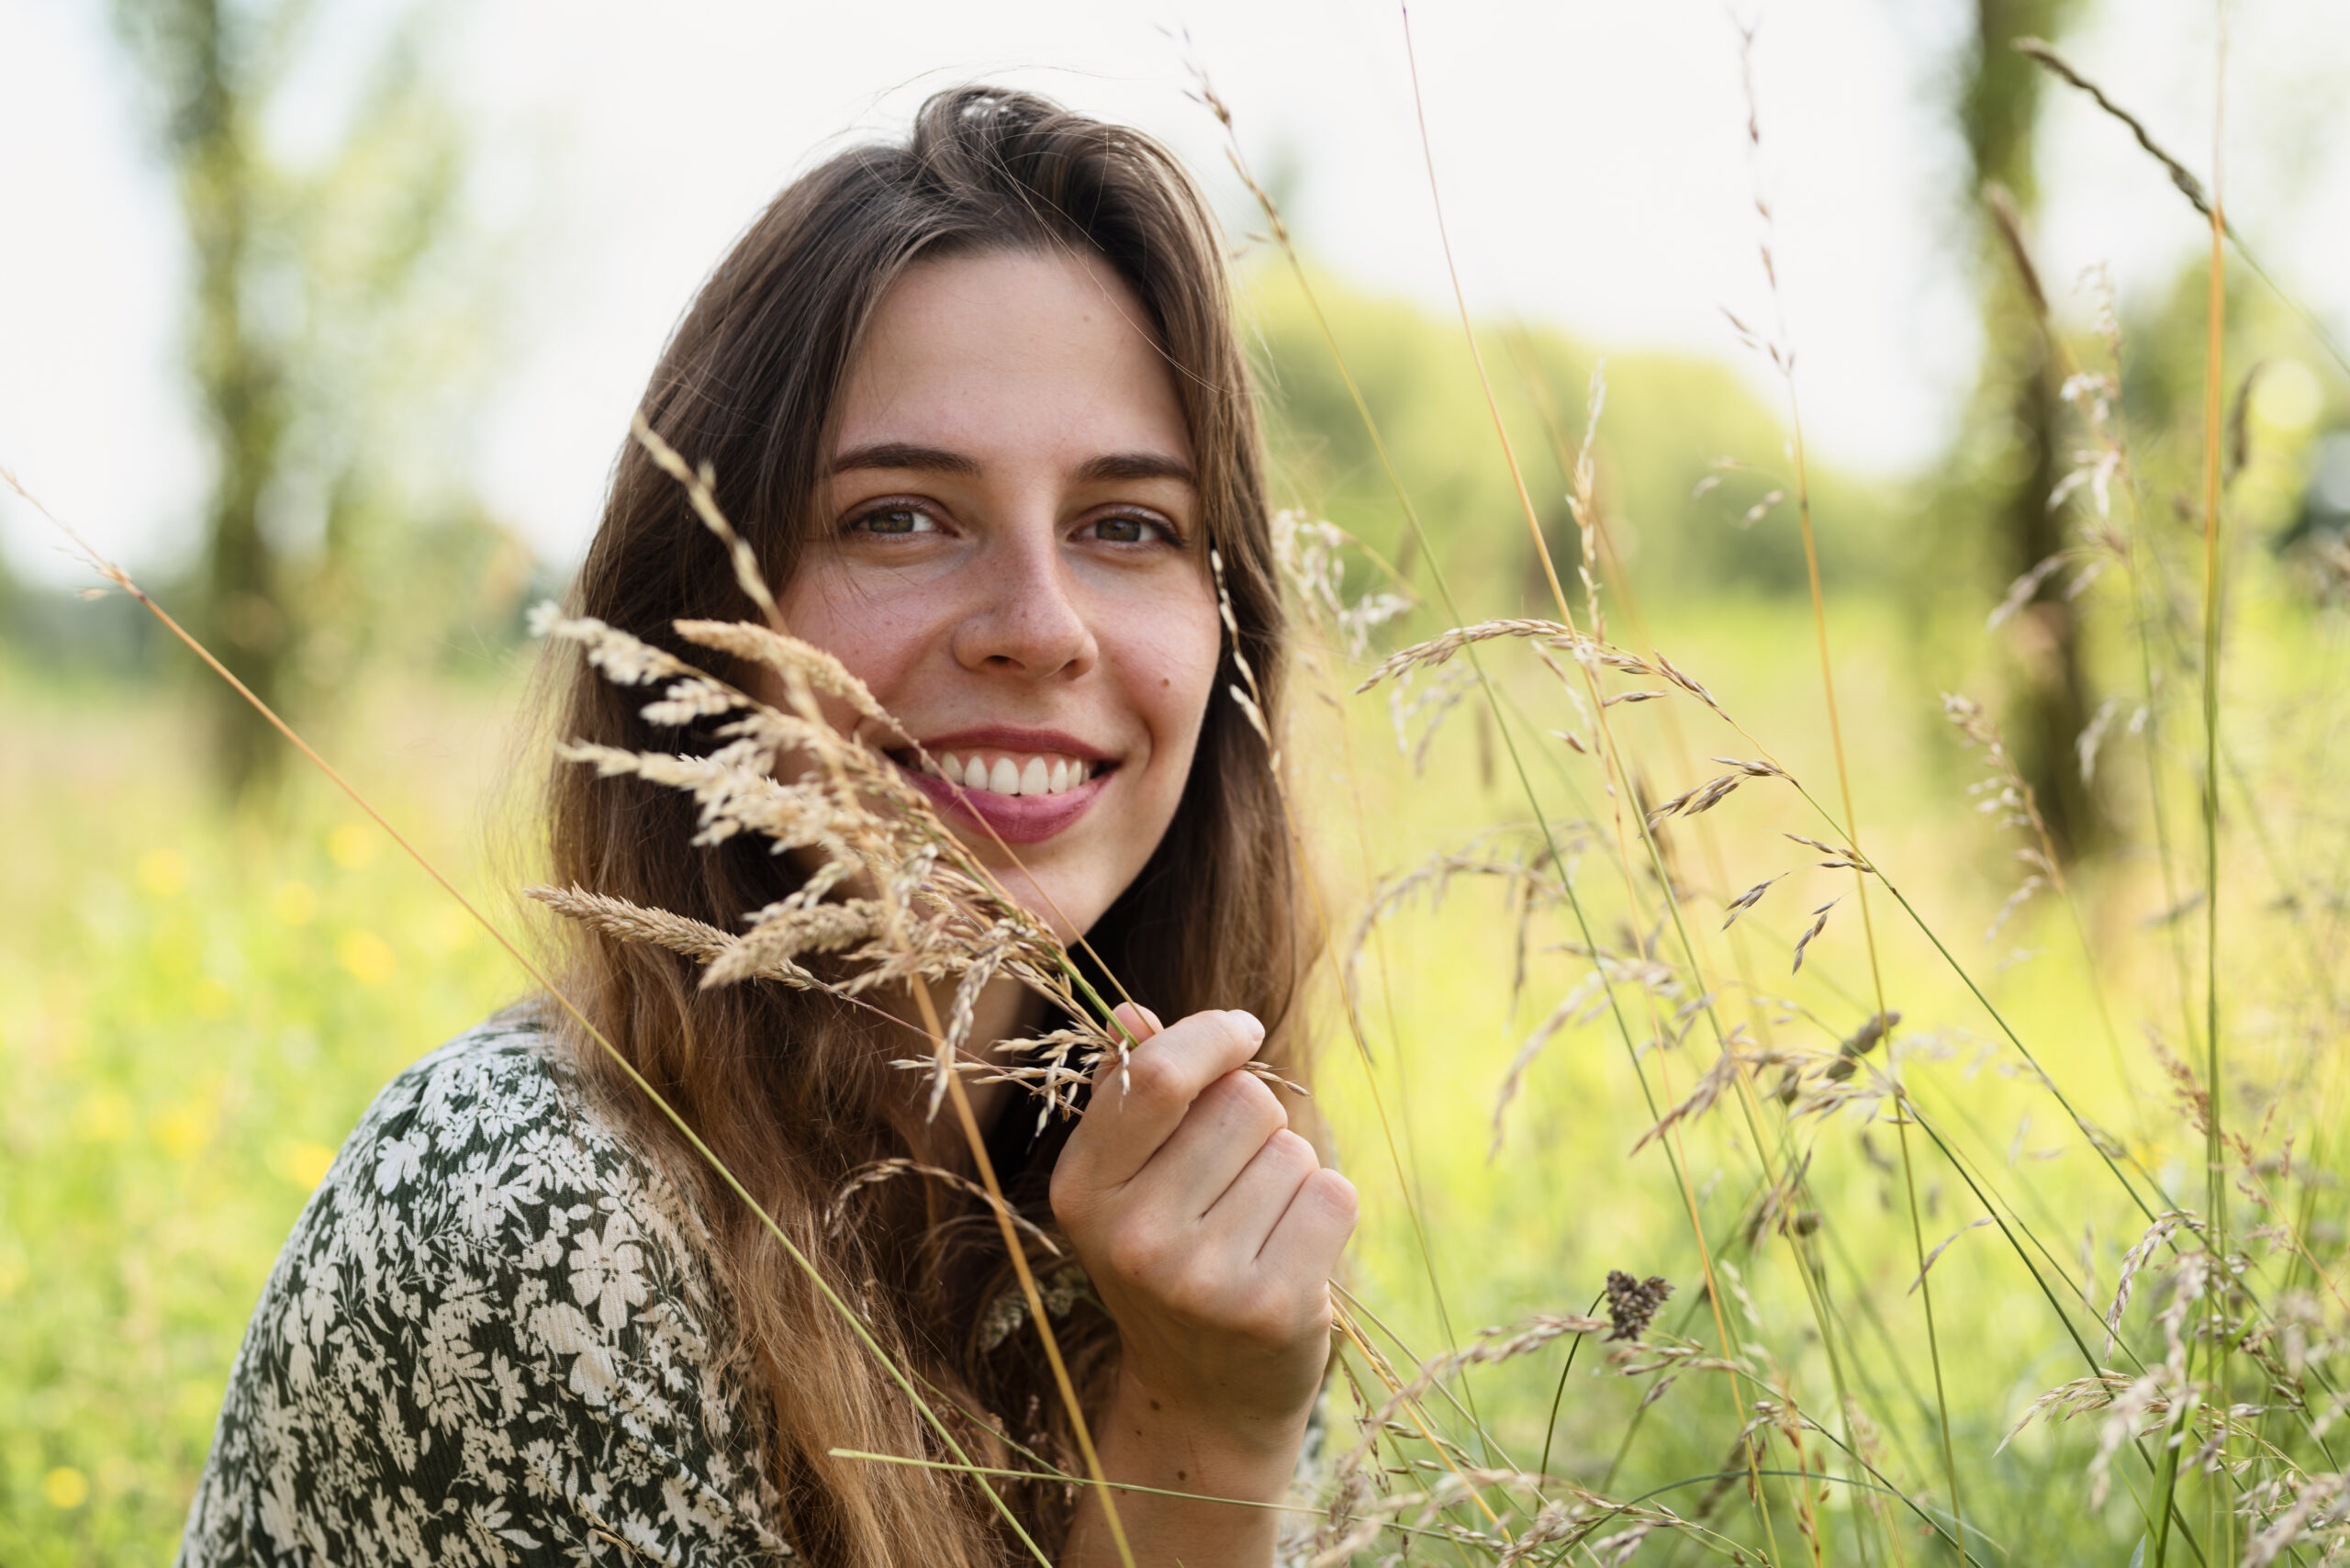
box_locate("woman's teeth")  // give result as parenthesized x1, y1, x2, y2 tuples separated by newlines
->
(922, 751, 1095, 797)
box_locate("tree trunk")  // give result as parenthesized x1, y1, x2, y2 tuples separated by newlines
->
(2002, 299, 2098, 859)
(118, 0, 289, 800)
(1964, 0, 2098, 859)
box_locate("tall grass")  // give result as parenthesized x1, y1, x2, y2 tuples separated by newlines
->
(1201, 16, 2350, 1562)
(8, 20, 2350, 1568)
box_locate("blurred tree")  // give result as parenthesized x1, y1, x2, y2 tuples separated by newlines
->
(110, 0, 285, 796)
(1247, 264, 1894, 619)
(1954, 0, 2098, 857)
(108, 0, 500, 800)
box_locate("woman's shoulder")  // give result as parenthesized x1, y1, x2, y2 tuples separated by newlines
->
(177, 1006, 794, 1566)
(339, 1003, 654, 1209)
(317, 1006, 712, 1302)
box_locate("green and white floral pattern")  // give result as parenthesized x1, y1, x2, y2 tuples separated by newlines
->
(177, 1010, 793, 1566)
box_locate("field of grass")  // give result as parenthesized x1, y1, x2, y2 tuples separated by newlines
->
(1289, 528, 2350, 1562)
(17, 0, 2350, 1557)
(0, 665, 527, 1562)
(8, 506, 2347, 1564)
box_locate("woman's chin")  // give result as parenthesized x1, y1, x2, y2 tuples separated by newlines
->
(989, 868, 1089, 946)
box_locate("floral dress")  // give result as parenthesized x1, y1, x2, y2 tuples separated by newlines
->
(176, 1009, 795, 1566)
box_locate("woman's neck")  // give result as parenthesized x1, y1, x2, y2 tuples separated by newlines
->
(893, 973, 1047, 1151)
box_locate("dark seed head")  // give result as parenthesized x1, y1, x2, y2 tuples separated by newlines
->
(1844, 1010, 1900, 1058)
(1606, 1269, 1675, 1341)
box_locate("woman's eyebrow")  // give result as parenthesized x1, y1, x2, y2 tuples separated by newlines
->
(829, 442, 982, 476)
(829, 444, 1196, 487)
(1073, 452, 1196, 486)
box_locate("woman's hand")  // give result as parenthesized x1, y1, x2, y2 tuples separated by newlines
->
(1051, 1003, 1356, 1565)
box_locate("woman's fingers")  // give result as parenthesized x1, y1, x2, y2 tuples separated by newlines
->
(1140, 1070, 1289, 1219)
(1194, 1127, 1320, 1255)
(1182, 1135, 1352, 1341)
(1259, 1166, 1357, 1288)
(1058, 1008, 1266, 1193)
(1202, 1130, 1354, 1279)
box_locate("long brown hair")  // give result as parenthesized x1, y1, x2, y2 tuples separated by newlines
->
(543, 87, 1310, 1565)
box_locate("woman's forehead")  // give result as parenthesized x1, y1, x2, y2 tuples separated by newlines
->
(832, 249, 1193, 475)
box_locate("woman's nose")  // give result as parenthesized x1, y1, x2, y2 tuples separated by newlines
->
(948, 526, 1097, 680)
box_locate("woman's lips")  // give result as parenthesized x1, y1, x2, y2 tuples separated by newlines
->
(901, 759, 1111, 845)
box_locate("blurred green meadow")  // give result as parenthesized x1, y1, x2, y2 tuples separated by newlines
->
(0, 659, 528, 1560)
(10, 520, 2347, 1561)
(8, 20, 2350, 1554)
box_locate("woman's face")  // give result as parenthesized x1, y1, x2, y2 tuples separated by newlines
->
(780, 247, 1223, 939)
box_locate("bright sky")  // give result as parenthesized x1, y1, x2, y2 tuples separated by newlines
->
(3, 0, 2345, 586)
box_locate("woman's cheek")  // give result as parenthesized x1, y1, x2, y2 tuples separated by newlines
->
(1120, 585, 1221, 699)
(780, 566, 937, 700)
(1133, 625, 1221, 764)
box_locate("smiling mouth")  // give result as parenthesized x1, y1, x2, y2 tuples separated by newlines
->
(892, 744, 1116, 845)
(912, 747, 1103, 798)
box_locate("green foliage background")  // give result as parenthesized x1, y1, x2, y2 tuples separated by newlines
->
(1247, 266, 1906, 608)
(6, 125, 2350, 1568)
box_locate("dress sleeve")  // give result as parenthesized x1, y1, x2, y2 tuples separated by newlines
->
(176, 1017, 795, 1567)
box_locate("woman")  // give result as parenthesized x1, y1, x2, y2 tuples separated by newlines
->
(179, 86, 1354, 1567)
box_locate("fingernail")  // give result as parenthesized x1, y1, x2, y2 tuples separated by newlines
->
(1228, 1009, 1264, 1044)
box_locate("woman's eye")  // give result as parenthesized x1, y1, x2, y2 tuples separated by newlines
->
(1088, 514, 1169, 545)
(849, 506, 938, 537)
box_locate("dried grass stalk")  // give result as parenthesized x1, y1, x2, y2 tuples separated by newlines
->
(531, 604, 1130, 1121)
